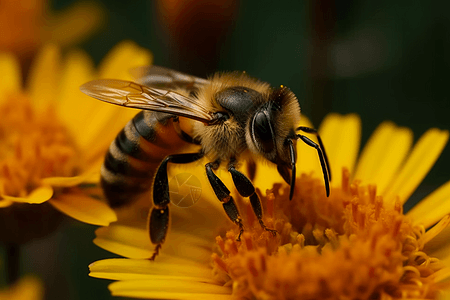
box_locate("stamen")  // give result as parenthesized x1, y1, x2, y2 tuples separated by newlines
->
(211, 168, 449, 299)
(0, 94, 81, 199)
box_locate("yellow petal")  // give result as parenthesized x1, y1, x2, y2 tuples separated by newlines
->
(423, 222, 450, 259)
(57, 49, 97, 145)
(0, 52, 22, 100)
(251, 161, 283, 193)
(1, 186, 53, 204)
(433, 268, 450, 287)
(84, 151, 107, 176)
(42, 170, 101, 187)
(383, 128, 449, 204)
(0, 199, 13, 208)
(94, 223, 214, 262)
(77, 41, 152, 157)
(41, 176, 86, 187)
(300, 116, 313, 127)
(166, 170, 230, 238)
(108, 279, 231, 299)
(407, 180, 450, 228)
(421, 215, 450, 245)
(0, 276, 43, 300)
(49, 192, 116, 226)
(27, 44, 61, 110)
(43, 1, 106, 47)
(439, 290, 450, 300)
(353, 122, 413, 194)
(94, 225, 154, 259)
(81, 171, 101, 183)
(56, 49, 123, 152)
(319, 113, 361, 187)
(76, 104, 137, 156)
(162, 231, 217, 262)
(431, 241, 450, 263)
(89, 258, 214, 281)
(98, 40, 153, 80)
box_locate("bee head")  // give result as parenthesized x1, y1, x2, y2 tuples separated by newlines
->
(246, 86, 300, 166)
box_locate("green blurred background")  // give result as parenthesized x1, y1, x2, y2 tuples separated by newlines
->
(1, 0, 450, 298)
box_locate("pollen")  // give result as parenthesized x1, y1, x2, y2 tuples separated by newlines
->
(212, 169, 447, 299)
(0, 94, 81, 198)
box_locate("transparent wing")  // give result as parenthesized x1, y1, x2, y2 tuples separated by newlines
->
(130, 65, 209, 92)
(80, 79, 214, 123)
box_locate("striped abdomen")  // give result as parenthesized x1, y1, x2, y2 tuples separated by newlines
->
(101, 111, 190, 207)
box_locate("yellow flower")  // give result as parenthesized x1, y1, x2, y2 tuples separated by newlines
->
(0, 276, 43, 300)
(0, 41, 152, 239)
(0, 0, 105, 62)
(90, 114, 450, 299)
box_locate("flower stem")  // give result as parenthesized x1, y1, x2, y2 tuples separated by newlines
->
(6, 244, 20, 285)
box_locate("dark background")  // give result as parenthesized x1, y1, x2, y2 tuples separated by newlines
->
(1, 0, 450, 299)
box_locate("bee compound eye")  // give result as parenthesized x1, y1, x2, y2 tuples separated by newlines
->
(251, 111, 275, 153)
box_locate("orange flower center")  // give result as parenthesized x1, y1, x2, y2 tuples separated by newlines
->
(212, 169, 446, 299)
(0, 94, 81, 198)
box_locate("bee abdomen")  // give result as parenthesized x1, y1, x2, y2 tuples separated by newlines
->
(101, 111, 186, 207)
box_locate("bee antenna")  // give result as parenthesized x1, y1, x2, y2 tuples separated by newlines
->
(296, 126, 331, 181)
(296, 133, 330, 197)
(287, 139, 296, 200)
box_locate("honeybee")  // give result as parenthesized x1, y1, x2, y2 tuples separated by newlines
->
(80, 66, 331, 260)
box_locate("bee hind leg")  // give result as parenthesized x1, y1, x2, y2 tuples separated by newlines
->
(205, 161, 244, 241)
(149, 152, 204, 260)
(228, 165, 277, 237)
(148, 208, 166, 261)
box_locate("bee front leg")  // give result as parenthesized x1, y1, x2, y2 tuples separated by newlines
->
(228, 165, 277, 236)
(205, 161, 244, 241)
(149, 152, 204, 260)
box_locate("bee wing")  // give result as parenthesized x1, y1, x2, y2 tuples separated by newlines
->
(80, 79, 214, 123)
(130, 65, 209, 92)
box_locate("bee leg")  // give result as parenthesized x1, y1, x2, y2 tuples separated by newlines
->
(228, 165, 277, 236)
(149, 152, 204, 260)
(205, 162, 244, 241)
(148, 208, 168, 260)
(297, 133, 331, 197)
(287, 139, 296, 200)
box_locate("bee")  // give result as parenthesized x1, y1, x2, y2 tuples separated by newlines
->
(80, 66, 331, 260)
